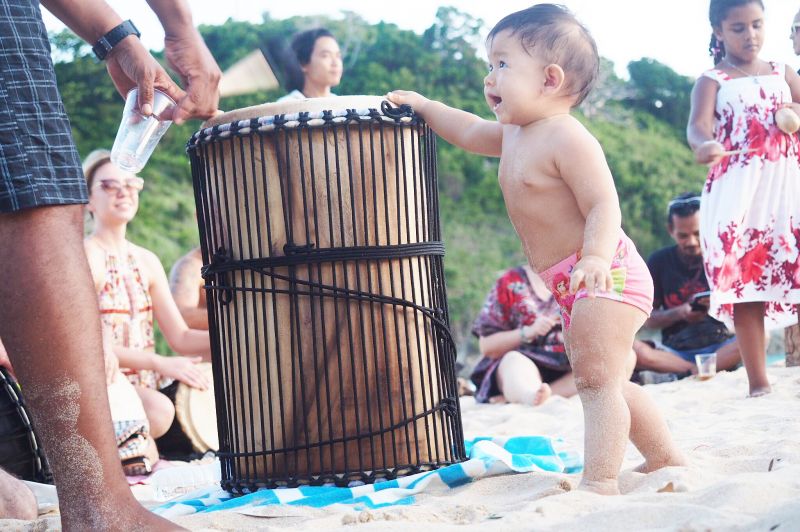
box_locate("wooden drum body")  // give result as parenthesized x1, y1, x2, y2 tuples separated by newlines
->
(189, 96, 464, 491)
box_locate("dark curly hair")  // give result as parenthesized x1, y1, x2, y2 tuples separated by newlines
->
(708, 0, 765, 65)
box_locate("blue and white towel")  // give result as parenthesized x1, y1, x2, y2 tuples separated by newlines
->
(154, 436, 582, 518)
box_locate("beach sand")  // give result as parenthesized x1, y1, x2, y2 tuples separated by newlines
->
(5, 362, 800, 531)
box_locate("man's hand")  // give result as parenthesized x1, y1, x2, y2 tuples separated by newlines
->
(676, 302, 707, 323)
(105, 36, 186, 117)
(162, 30, 221, 124)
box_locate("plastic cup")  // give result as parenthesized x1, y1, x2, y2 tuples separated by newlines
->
(695, 353, 717, 380)
(111, 88, 175, 173)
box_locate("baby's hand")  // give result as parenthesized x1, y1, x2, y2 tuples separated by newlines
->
(695, 140, 724, 166)
(569, 255, 613, 297)
(385, 90, 430, 115)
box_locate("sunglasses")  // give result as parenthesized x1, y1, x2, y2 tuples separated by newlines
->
(95, 177, 144, 194)
(667, 195, 700, 214)
(792, 23, 800, 34)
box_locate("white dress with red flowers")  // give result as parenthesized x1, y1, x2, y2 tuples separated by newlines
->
(701, 62, 800, 329)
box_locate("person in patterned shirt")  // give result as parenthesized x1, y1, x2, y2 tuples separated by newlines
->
(470, 265, 575, 405)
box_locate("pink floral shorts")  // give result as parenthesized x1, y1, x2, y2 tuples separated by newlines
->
(538, 233, 653, 330)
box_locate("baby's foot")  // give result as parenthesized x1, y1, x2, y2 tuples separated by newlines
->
(748, 385, 772, 397)
(533, 383, 552, 406)
(633, 452, 688, 474)
(578, 478, 619, 495)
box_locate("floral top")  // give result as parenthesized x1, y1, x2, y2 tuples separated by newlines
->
(97, 247, 164, 389)
(470, 266, 568, 402)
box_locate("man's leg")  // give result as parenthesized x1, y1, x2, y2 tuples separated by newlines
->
(715, 339, 742, 371)
(633, 340, 695, 374)
(0, 205, 180, 531)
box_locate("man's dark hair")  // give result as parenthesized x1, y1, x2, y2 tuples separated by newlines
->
(487, 4, 599, 106)
(667, 192, 701, 227)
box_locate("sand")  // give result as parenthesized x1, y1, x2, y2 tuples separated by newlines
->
(5, 362, 800, 531)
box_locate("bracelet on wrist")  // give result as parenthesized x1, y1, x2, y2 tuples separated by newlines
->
(519, 326, 528, 344)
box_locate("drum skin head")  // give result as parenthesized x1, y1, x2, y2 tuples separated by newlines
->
(174, 362, 218, 453)
(203, 95, 385, 129)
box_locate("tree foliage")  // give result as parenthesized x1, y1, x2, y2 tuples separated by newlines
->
(50, 8, 706, 366)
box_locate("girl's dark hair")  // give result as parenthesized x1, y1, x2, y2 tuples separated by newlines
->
(708, 0, 765, 64)
(487, 4, 599, 106)
(267, 28, 336, 93)
(291, 28, 335, 66)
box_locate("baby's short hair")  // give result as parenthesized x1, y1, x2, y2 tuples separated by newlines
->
(488, 4, 599, 106)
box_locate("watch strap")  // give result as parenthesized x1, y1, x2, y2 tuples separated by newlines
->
(92, 20, 140, 61)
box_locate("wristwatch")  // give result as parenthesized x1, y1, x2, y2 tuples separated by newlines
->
(92, 20, 140, 61)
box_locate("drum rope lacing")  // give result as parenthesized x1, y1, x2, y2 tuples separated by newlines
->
(188, 102, 416, 147)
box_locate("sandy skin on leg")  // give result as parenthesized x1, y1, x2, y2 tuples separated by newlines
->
(565, 297, 686, 495)
(0, 206, 183, 531)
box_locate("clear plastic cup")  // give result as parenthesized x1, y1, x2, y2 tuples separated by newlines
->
(695, 353, 717, 380)
(111, 88, 175, 173)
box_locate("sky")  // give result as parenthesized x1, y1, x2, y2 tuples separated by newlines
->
(41, 1, 800, 79)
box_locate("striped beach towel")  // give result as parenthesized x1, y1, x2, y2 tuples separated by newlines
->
(154, 436, 581, 518)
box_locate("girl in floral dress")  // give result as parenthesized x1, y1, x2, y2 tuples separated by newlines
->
(688, 0, 800, 396)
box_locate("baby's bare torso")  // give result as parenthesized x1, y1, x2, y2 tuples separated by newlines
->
(498, 116, 588, 272)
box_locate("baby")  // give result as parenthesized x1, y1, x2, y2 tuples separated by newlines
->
(388, 4, 686, 494)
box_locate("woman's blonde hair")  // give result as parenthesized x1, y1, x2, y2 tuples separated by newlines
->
(81, 149, 112, 189)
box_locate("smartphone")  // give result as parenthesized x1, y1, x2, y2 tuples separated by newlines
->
(689, 290, 711, 311)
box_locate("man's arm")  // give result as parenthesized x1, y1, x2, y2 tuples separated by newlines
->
(169, 252, 209, 330)
(40, 0, 219, 123)
(145, 0, 221, 124)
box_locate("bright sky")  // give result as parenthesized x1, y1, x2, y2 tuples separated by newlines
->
(42, 0, 800, 79)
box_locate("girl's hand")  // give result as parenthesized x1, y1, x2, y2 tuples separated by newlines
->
(570, 254, 613, 297)
(385, 90, 431, 115)
(154, 355, 209, 390)
(695, 139, 725, 166)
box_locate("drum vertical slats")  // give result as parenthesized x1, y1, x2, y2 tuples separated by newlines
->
(191, 97, 465, 491)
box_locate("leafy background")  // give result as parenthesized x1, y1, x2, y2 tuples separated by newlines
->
(52, 8, 716, 369)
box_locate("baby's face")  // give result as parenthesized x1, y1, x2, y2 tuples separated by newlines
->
(484, 30, 549, 125)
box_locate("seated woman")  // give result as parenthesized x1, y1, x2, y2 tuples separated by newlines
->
(471, 265, 576, 406)
(82, 150, 210, 440)
(276, 27, 343, 101)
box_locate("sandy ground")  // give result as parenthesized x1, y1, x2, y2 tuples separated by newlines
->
(5, 362, 800, 531)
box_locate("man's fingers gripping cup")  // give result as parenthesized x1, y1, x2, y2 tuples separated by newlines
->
(111, 87, 176, 173)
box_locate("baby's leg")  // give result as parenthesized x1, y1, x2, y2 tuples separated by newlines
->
(567, 298, 683, 494)
(495, 351, 551, 406)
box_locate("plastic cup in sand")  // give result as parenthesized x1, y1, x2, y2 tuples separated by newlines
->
(111, 88, 175, 173)
(695, 353, 717, 381)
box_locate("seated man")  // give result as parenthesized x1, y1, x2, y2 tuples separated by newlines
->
(633, 193, 741, 378)
(169, 246, 209, 331)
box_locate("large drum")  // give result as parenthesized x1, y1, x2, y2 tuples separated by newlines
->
(188, 96, 465, 491)
(156, 362, 219, 460)
(0, 368, 53, 484)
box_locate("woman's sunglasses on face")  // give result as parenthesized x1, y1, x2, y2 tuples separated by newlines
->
(95, 177, 144, 194)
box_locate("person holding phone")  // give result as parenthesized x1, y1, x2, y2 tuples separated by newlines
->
(633, 193, 742, 378)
